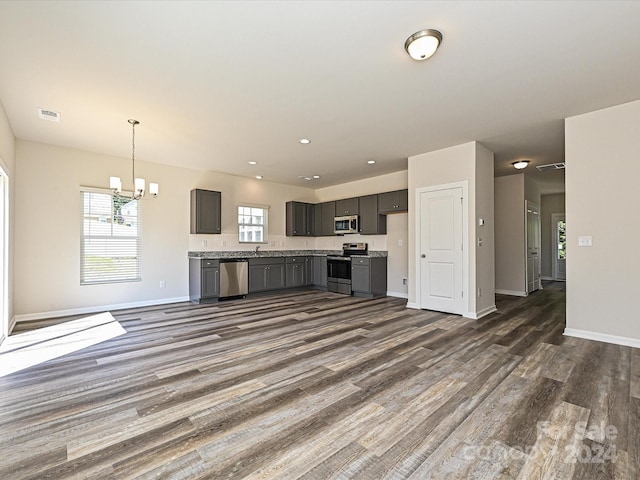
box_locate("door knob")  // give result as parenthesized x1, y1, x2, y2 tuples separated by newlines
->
(421, 254, 426, 258)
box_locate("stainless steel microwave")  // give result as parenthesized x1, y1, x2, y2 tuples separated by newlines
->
(334, 215, 359, 234)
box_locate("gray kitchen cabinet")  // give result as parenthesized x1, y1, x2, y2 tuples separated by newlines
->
(351, 256, 387, 297)
(313, 256, 327, 287)
(190, 189, 221, 234)
(304, 257, 314, 285)
(378, 189, 408, 214)
(358, 194, 387, 235)
(335, 197, 359, 216)
(313, 204, 322, 237)
(189, 258, 220, 303)
(286, 201, 314, 236)
(249, 257, 286, 292)
(286, 256, 306, 288)
(321, 201, 336, 236)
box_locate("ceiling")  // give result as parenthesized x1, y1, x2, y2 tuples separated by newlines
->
(1, 1, 639, 193)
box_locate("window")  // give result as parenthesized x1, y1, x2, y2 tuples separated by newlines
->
(238, 205, 268, 243)
(81, 190, 141, 284)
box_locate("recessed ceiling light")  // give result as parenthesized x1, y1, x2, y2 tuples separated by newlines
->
(299, 138, 311, 144)
(512, 160, 530, 170)
(367, 160, 376, 165)
(404, 29, 443, 61)
(313, 175, 320, 179)
(255, 175, 263, 180)
(248, 161, 257, 165)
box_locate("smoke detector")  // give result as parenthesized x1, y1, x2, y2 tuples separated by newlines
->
(37, 108, 61, 122)
(536, 162, 565, 172)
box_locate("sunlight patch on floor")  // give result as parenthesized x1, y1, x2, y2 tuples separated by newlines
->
(0, 312, 126, 377)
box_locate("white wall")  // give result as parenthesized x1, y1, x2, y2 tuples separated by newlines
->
(14, 140, 316, 318)
(494, 175, 526, 295)
(0, 100, 15, 332)
(386, 212, 408, 298)
(540, 193, 565, 279)
(408, 141, 495, 318)
(565, 99, 640, 346)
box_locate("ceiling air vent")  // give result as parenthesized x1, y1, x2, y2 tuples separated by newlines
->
(536, 162, 565, 172)
(37, 108, 61, 122)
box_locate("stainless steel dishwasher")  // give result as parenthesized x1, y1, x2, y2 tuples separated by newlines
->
(219, 259, 249, 298)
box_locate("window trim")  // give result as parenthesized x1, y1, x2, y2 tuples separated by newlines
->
(238, 203, 269, 244)
(80, 187, 142, 285)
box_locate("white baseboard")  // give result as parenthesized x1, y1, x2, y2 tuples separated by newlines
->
(14, 296, 191, 323)
(465, 305, 498, 320)
(541, 276, 553, 281)
(564, 328, 640, 349)
(495, 289, 527, 297)
(387, 291, 408, 299)
(406, 302, 420, 310)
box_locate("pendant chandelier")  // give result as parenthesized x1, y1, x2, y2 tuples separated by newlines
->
(110, 119, 158, 200)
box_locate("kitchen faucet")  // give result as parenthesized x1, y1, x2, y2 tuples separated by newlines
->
(255, 246, 260, 254)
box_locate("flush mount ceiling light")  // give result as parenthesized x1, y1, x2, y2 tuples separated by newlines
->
(248, 161, 257, 165)
(299, 138, 311, 144)
(255, 175, 263, 180)
(110, 119, 158, 200)
(313, 175, 320, 179)
(404, 29, 443, 61)
(512, 160, 531, 170)
(367, 160, 376, 165)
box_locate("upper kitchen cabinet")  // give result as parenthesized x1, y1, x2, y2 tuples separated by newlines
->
(190, 189, 221, 234)
(335, 197, 359, 216)
(378, 189, 408, 214)
(359, 194, 386, 235)
(320, 201, 336, 236)
(286, 201, 314, 236)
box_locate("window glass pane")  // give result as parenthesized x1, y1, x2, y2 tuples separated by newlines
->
(238, 205, 268, 243)
(81, 191, 141, 284)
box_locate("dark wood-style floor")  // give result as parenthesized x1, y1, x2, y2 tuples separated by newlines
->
(1, 283, 638, 479)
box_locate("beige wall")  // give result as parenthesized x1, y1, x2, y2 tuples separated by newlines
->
(408, 141, 495, 318)
(386, 212, 408, 297)
(540, 193, 565, 279)
(494, 175, 526, 295)
(0, 100, 15, 332)
(565, 99, 640, 343)
(475, 143, 496, 315)
(14, 140, 316, 317)
(315, 170, 407, 203)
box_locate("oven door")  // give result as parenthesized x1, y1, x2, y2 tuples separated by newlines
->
(327, 257, 352, 294)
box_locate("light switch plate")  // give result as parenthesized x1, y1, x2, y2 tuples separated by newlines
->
(578, 236, 593, 247)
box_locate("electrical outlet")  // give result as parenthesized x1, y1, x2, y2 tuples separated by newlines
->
(402, 277, 408, 286)
(201, 239, 207, 247)
(270, 240, 275, 247)
(398, 239, 403, 247)
(477, 288, 481, 298)
(160, 280, 166, 288)
(280, 240, 285, 247)
(222, 239, 227, 247)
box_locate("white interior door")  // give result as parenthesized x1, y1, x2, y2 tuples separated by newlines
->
(552, 213, 566, 281)
(526, 201, 541, 293)
(419, 187, 463, 314)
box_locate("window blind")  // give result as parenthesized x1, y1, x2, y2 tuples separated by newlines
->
(80, 191, 141, 284)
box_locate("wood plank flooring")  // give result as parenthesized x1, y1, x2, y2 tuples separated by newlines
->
(1, 283, 637, 479)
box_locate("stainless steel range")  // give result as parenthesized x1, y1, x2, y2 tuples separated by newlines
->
(327, 242, 368, 295)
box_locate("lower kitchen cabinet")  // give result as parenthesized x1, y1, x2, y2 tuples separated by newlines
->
(249, 258, 286, 292)
(351, 257, 387, 298)
(189, 258, 220, 303)
(285, 257, 305, 288)
(313, 256, 327, 287)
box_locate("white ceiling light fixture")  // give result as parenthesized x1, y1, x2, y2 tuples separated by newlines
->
(255, 175, 263, 180)
(512, 160, 531, 170)
(248, 161, 257, 165)
(405, 29, 443, 61)
(110, 119, 158, 200)
(313, 175, 320, 179)
(367, 160, 376, 164)
(299, 138, 311, 144)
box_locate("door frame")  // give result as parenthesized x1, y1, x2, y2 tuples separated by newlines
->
(414, 181, 469, 317)
(551, 212, 566, 281)
(525, 200, 541, 294)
